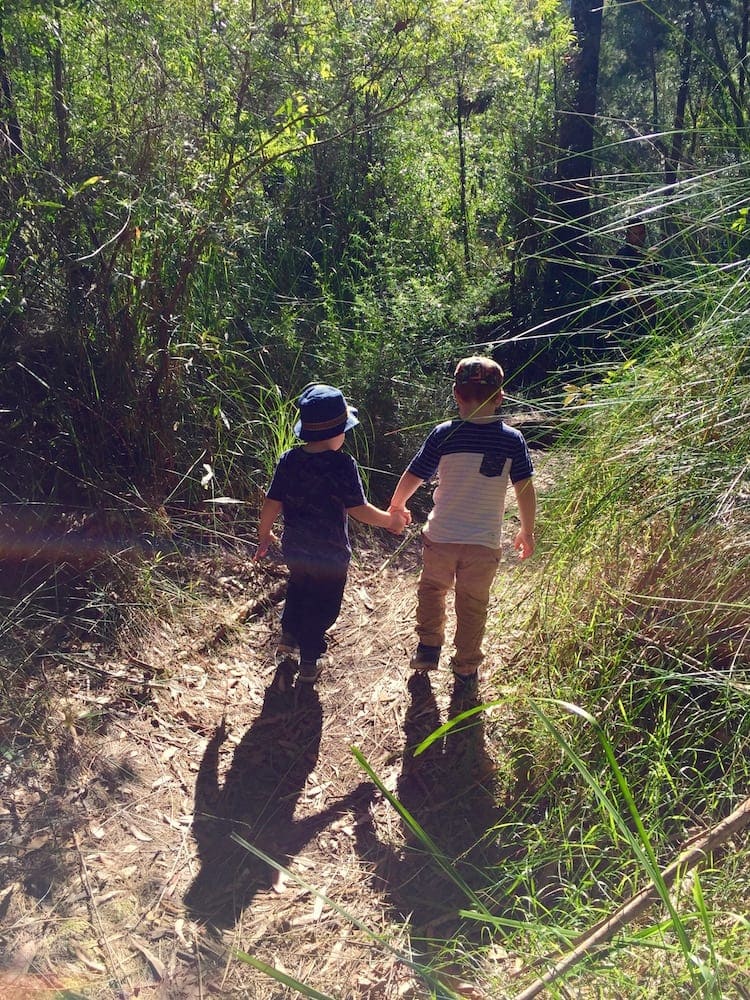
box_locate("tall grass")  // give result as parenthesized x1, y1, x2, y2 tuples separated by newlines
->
(228, 168, 750, 998)
(476, 173, 750, 996)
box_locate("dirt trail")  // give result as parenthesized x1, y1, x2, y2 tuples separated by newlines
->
(0, 491, 543, 999)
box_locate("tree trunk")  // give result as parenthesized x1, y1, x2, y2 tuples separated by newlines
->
(740, 0, 749, 104)
(0, 7, 22, 156)
(50, 9, 70, 173)
(665, 6, 696, 191)
(544, 0, 602, 313)
(696, 0, 745, 137)
(456, 74, 472, 274)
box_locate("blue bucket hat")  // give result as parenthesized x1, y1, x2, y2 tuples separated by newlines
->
(294, 384, 359, 442)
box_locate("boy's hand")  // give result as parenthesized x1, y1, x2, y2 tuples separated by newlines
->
(254, 532, 279, 560)
(388, 504, 412, 527)
(513, 529, 535, 560)
(386, 509, 408, 534)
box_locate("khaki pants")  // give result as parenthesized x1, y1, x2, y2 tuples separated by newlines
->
(416, 536, 501, 675)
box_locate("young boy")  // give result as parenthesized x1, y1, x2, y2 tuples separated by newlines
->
(388, 356, 536, 693)
(255, 383, 407, 683)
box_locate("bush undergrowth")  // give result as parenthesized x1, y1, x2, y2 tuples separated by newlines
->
(481, 240, 750, 997)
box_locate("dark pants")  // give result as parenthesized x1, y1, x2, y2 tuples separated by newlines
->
(281, 559, 348, 662)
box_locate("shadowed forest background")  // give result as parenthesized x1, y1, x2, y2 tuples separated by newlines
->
(6, 0, 745, 528)
(1, 1, 749, 998)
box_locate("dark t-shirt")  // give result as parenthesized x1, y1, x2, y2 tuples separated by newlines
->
(267, 447, 367, 567)
(610, 243, 660, 282)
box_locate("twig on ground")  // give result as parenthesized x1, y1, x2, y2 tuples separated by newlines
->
(372, 528, 419, 576)
(196, 581, 287, 652)
(73, 831, 126, 993)
(513, 794, 750, 1000)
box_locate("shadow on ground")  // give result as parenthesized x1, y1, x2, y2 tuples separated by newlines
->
(354, 672, 503, 954)
(185, 663, 371, 929)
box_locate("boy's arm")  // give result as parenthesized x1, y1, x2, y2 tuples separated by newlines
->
(347, 502, 407, 534)
(388, 471, 424, 517)
(512, 477, 536, 560)
(255, 497, 283, 559)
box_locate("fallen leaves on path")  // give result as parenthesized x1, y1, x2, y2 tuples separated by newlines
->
(0, 535, 536, 999)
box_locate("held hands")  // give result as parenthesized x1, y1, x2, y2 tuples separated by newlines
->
(514, 529, 535, 561)
(386, 505, 411, 535)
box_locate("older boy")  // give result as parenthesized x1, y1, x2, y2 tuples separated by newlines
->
(389, 356, 536, 693)
(255, 383, 406, 683)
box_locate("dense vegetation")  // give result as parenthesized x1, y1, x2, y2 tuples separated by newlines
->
(1, 0, 749, 996)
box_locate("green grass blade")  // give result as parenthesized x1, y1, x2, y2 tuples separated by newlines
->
(412, 699, 503, 756)
(351, 746, 491, 917)
(531, 701, 699, 980)
(235, 952, 336, 998)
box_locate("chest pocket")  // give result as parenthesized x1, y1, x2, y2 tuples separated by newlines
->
(479, 453, 507, 478)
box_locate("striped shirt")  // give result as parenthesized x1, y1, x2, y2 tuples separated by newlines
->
(407, 417, 534, 549)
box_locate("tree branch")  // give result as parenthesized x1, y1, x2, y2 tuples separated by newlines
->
(513, 794, 750, 1000)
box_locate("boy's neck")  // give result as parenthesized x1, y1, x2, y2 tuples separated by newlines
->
(303, 438, 337, 453)
(456, 400, 501, 420)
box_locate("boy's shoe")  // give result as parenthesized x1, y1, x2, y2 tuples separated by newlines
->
(409, 643, 442, 671)
(451, 670, 479, 697)
(298, 656, 327, 683)
(272, 658, 297, 694)
(275, 632, 299, 667)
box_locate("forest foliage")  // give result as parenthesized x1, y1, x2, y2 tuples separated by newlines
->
(1, 0, 749, 517)
(1, 2, 750, 996)
(0, 0, 561, 514)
